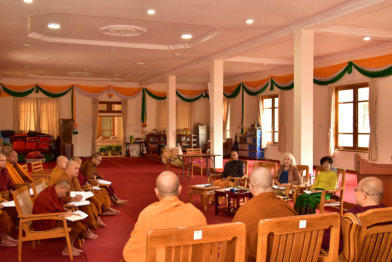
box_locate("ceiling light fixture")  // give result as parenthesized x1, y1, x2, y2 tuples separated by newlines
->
(23, 44, 31, 47)
(181, 33, 192, 40)
(47, 23, 61, 29)
(136, 62, 145, 65)
(109, 49, 117, 52)
(39, 57, 50, 60)
(24, 65, 30, 69)
(147, 9, 156, 15)
(174, 53, 181, 56)
(23, 0, 33, 3)
(246, 19, 254, 25)
(362, 36, 371, 41)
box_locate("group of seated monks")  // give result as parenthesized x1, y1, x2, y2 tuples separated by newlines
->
(0, 151, 128, 256)
(121, 151, 386, 262)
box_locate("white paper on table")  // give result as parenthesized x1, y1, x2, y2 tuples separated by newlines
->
(194, 184, 212, 187)
(66, 210, 88, 222)
(97, 179, 112, 185)
(29, 188, 34, 195)
(272, 185, 286, 190)
(68, 200, 90, 207)
(70, 191, 94, 201)
(91, 186, 101, 190)
(217, 188, 232, 192)
(304, 190, 313, 194)
(1, 201, 15, 207)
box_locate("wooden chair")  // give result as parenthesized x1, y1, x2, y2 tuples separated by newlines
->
(208, 160, 249, 187)
(146, 222, 246, 262)
(340, 207, 392, 262)
(296, 164, 310, 186)
(254, 161, 277, 177)
(256, 213, 340, 262)
(19, 163, 28, 173)
(12, 186, 73, 262)
(30, 178, 47, 200)
(30, 160, 51, 180)
(186, 148, 203, 177)
(294, 167, 346, 216)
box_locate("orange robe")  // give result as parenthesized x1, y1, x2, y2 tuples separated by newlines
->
(5, 162, 34, 185)
(48, 169, 100, 230)
(32, 185, 87, 235)
(232, 192, 297, 262)
(122, 196, 207, 262)
(0, 197, 13, 233)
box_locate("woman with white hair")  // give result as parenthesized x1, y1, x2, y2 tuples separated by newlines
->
(275, 153, 302, 186)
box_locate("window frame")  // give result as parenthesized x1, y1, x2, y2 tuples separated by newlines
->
(261, 94, 279, 145)
(98, 101, 122, 113)
(335, 82, 369, 151)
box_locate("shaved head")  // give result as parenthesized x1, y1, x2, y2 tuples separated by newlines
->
(65, 160, 79, 178)
(6, 151, 18, 164)
(56, 156, 68, 170)
(249, 167, 273, 196)
(0, 153, 6, 168)
(155, 171, 181, 199)
(357, 176, 384, 204)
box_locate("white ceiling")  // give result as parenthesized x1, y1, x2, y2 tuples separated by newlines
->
(0, 0, 391, 85)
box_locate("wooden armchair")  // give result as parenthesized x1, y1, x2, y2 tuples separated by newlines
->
(340, 207, 392, 262)
(294, 167, 346, 215)
(256, 213, 340, 262)
(186, 148, 203, 177)
(283, 165, 310, 202)
(254, 161, 277, 177)
(12, 186, 74, 262)
(30, 178, 47, 200)
(208, 160, 249, 188)
(146, 222, 246, 262)
(30, 160, 51, 180)
(19, 163, 28, 173)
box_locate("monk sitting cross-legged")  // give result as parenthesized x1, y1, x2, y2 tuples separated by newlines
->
(48, 158, 102, 234)
(81, 153, 127, 206)
(6, 151, 34, 186)
(122, 171, 207, 262)
(74, 157, 119, 216)
(33, 180, 88, 257)
(0, 197, 17, 247)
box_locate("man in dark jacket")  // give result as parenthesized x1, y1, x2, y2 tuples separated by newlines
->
(213, 151, 245, 188)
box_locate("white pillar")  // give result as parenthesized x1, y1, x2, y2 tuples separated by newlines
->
(293, 29, 314, 169)
(210, 59, 224, 168)
(167, 75, 176, 148)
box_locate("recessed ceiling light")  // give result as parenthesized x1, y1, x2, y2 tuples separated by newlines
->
(181, 33, 192, 40)
(24, 65, 30, 69)
(23, 44, 31, 47)
(39, 57, 50, 60)
(246, 19, 254, 25)
(47, 23, 61, 29)
(174, 53, 181, 56)
(147, 9, 156, 15)
(136, 62, 145, 65)
(23, 0, 33, 3)
(114, 73, 120, 77)
(363, 36, 371, 41)
(109, 49, 117, 52)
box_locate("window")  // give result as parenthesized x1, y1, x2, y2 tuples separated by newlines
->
(98, 101, 122, 113)
(335, 83, 369, 150)
(261, 95, 279, 146)
(97, 116, 123, 138)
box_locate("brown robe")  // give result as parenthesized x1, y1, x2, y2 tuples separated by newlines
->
(32, 185, 87, 235)
(48, 169, 100, 230)
(0, 196, 13, 234)
(0, 168, 16, 200)
(232, 192, 297, 262)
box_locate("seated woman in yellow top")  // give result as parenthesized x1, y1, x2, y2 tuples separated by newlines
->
(294, 156, 338, 215)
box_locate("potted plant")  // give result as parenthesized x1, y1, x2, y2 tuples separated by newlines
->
(107, 145, 114, 156)
(115, 145, 122, 155)
(99, 146, 107, 156)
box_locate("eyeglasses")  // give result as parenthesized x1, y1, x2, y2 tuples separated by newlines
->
(354, 188, 382, 196)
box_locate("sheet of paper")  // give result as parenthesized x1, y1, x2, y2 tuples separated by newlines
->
(272, 185, 286, 190)
(68, 200, 90, 207)
(304, 190, 313, 194)
(97, 179, 112, 185)
(194, 184, 212, 187)
(70, 191, 94, 201)
(1, 201, 15, 207)
(29, 188, 34, 195)
(91, 186, 101, 190)
(66, 210, 88, 222)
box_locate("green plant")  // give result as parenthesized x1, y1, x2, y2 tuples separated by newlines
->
(99, 146, 107, 154)
(115, 145, 122, 154)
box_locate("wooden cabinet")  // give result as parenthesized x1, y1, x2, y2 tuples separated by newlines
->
(176, 134, 197, 150)
(146, 134, 166, 154)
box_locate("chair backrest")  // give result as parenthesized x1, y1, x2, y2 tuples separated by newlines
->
(30, 178, 47, 200)
(340, 207, 392, 262)
(186, 148, 202, 154)
(254, 161, 277, 176)
(243, 160, 249, 177)
(296, 165, 309, 185)
(256, 213, 340, 262)
(12, 186, 35, 232)
(19, 163, 29, 173)
(146, 222, 246, 262)
(31, 160, 44, 173)
(315, 167, 346, 189)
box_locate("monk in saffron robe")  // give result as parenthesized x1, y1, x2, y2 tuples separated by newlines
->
(48, 159, 103, 233)
(230, 167, 297, 262)
(122, 171, 207, 262)
(5, 151, 34, 185)
(49, 156, 68, 184)
(33, 180, 87, 256)
(80, 153, 127, 206)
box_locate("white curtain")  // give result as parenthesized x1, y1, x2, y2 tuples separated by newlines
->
(176, 100, 194, 129)
(278, 91, 286, 152)
(223, 99, 230, 139)
(92, 98, 99, 154)
(14, 97, 59, 137)
(122, 99, 128, 155)
(368, 79, 378, 160)
(157, 99, 167, 130)
(327, 85, 336, 156)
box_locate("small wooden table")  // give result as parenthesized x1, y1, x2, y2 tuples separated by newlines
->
(214, 189, 252, 215)
(176, 153, 221, 180)
(189, 185, 219, 211)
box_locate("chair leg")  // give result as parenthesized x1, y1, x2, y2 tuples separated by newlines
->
(65, 233, 73, 261)
(32, 240, 35, 249)
(18, 225, 23, 262)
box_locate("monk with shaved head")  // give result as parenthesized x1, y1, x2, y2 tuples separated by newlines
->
(122, 171, 207, 262)
(6, 150, 34, 185)
(231, 167, 297, 262)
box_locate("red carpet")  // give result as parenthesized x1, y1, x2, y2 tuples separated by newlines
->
(1, 157, 357, 261)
